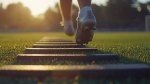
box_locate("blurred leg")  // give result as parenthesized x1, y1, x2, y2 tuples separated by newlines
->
(59, 0, 75, 36)
(59, 0, 72, 21)
(77, 0, 91, 8)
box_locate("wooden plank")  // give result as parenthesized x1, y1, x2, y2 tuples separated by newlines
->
(24, 48, 98, 54)
(33, 44, 86, 48)
(35, 42, 77, 44)
(0, 64, 149, 78)
(17, 54, 118, 62)
(39, 39, 73, 42)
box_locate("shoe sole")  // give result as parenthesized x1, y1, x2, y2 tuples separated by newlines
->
(76, 22, 95, 45)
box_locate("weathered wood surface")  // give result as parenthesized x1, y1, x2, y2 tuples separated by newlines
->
(17, 54, 119, 62)
(33, 44, 86, 48)
(0, 64, 149, 78)
(25, 48, 98, 54)
(35, 42, 77, 44)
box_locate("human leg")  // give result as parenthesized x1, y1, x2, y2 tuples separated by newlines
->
(77, 0, 91, 8)
(59, 0, 75, 36)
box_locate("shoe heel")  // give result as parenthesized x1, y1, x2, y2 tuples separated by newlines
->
(83, 24, 96, 31)
(84, 26, 96, 31)
(76, 22, 96, 45)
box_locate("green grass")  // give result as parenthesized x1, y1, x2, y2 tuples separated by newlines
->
(91, 32, 150, 64)
(0, 32, 150, 65)
(0, 32, 73, 65)
(0, 32, 150, 84)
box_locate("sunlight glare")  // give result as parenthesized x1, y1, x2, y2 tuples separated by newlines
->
(21, 0, 58, 17)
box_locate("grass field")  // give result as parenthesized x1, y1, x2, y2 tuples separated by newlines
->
(0, 32, 149, 65)
(0, 32, 150, 84)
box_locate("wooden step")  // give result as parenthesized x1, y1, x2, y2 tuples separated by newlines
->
(17, 54, 118, 62)
(0, 64, 149, 78)
(39, 39, 73, 42)
(24, 48, 98, 54)
(33, 44, 86, 48)
(35, 42, 77, 44)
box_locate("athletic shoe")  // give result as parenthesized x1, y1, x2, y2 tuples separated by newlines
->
(76, 6, 96, 44)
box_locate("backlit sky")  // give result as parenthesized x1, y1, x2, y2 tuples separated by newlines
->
(0, 0, 149, 17)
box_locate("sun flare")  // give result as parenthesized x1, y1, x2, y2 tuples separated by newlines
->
(21, 0, 58, 17)
(1, 0, 112, 17)
(1, 0, 148, 17)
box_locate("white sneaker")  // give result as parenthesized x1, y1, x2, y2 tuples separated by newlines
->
(76, 6, 96, 44)
(62, 21, 75, 36)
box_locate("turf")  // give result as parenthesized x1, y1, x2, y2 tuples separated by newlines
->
(0, 32, 73, 65)
(91, 32, 150, 64)
(0, 32, 150, 65)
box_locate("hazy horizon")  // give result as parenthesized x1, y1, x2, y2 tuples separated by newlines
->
(0, 0, 149, 17)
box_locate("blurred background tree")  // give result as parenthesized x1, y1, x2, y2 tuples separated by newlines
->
(0, 0, 149, 32)
(5, 3, 32, 31)
(44, 4, 62, 31)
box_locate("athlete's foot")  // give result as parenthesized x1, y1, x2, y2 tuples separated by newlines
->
(76, 6, 96, 44)
(63, 21, 75, 36)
